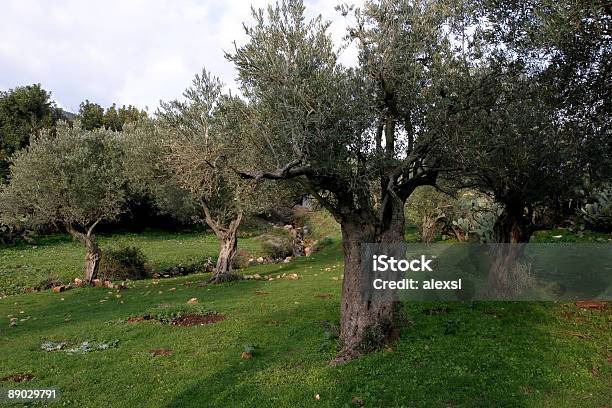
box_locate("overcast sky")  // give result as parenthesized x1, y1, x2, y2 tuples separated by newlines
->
(0, 0, 362, 114)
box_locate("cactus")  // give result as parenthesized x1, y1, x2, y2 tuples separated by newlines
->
(580, 185, 612, 232)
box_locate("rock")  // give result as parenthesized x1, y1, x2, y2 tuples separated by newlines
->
(253, 274, 262, 280)
(92, 279, 103, 287)
(283, 256, 292, 263)
(103, 280, 114, 289)
(315, 394, 321, 401)
(240, 351, 252, 360)
(256, 257, 265, 264)
(286, 273, 299, 280)
(305, 247, 313, 256)
(52, 285, 70, 293)
(74, 278, 83, 286)
(152, 273, 160, 279)
(187, 298, 198, 305)
(283, 224, 293, 230)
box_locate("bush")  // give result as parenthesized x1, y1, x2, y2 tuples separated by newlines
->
(311, 236, 334, 253)
(231, 250, 252, 270)
(260, 228, 293, 259)
(100, 246, 151, 281)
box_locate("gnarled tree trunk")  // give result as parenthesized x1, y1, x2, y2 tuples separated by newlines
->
(488, 203, 531, 297)
(67, 224, 101, 284)
(207, 213, 242, 284)
(334, 198, 407, 364)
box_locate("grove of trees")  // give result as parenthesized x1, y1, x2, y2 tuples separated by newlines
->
(0, 0, 610, 362)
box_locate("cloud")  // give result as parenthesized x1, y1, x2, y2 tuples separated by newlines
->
(0, 0, 363, 114)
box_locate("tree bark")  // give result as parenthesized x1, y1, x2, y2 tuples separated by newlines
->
(333, 214, 402, 365)
(67, 225, 101, 283)
(207, 213, 242, 284)
(488, 202, 531, 297)
(83, 236, 101, 283)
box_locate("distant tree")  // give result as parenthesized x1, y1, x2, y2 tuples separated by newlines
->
(0, 84, 62, 181)
(118, 105, 147, 127)
(103, 103, 122, 131)
(0, 122, 127, 282)
(102, 104, 147, 132)
(78, 100, 104, 130)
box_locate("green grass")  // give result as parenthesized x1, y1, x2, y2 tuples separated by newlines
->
(0, 229, 263, 296)
(0, 222, 610, 407)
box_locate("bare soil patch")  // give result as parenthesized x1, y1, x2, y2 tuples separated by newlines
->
(170, 313, 226, 327)
(1, 373, 34, 383)
(149, 348, 173, 356)
(575, 301, 608, 311)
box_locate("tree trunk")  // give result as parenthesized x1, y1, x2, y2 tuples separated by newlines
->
(67, 225, 101, 284)
(208, 214, 242, 284)
(333, 218, 400, 364)
(84, 236, 101, 283)
(488, 203, 531, 297)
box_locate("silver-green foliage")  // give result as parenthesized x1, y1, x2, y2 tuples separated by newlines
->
(0, 121, 126, 232)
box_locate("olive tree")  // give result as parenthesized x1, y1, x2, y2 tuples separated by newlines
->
(0, 122, 126, 282)
(226, 0, 458, 361)
(126, 72, 279, 283)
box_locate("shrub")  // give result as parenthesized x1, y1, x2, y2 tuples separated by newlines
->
(259, 228, 293, 259)
(100, 246, 151, 281)
(311, 236, 334, 253)
(231, 250, 252, 270)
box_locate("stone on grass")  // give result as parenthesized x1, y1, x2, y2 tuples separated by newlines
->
(187, 298, 198, 305)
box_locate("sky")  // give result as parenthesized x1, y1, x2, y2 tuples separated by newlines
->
(0, 0, 362, 114)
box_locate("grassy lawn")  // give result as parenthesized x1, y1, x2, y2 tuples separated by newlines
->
(0, 230, 264, 296)
(1, 217, 610, 407)
(1, 231, 611, 407)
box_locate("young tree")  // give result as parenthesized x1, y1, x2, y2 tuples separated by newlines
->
(0, 122, 127, 282)
(226, 0, 457, 361)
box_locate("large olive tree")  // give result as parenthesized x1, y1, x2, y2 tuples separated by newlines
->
(226, 0, 459, 362)
(0, 122, 126, 282)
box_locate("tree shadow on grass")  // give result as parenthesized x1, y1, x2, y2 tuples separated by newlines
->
(164, 301, 563, 408)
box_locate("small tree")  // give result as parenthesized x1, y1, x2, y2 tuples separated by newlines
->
(125, 71, 281, 283)
(0, 122, 126, 282)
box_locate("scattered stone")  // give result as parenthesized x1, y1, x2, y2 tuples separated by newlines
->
(305, 247, 313, 256)
(241, 351, 253, 360)
(283, 224, 293, 230)
(74, 278, 83, 286)
(103, 280, 114, 289)
(187, 298, 198, 305)
(92, 279, 103, 287)
(52, 285, 70, 293)
(253, 274, 262, 280)
(257, 257, 265, 264)
(285, 273, 299, 280)
(283, 256, 292, 263)
(315, 394, 321, 401)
